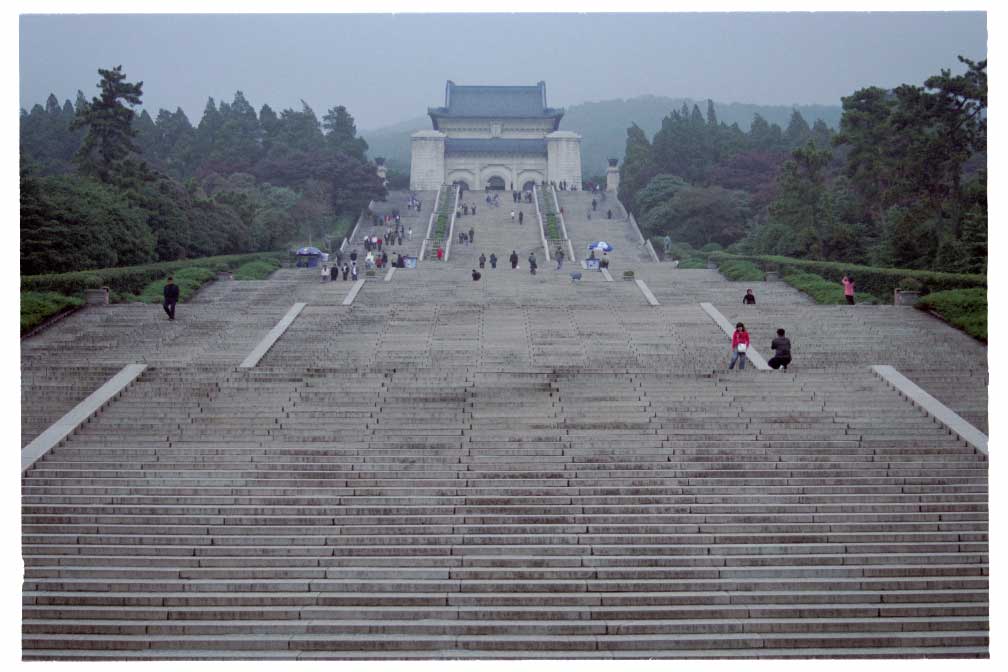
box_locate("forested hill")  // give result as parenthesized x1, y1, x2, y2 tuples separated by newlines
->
(361, 95, 842, 176)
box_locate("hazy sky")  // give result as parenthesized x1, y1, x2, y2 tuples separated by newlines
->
(19, 12, 987, 131)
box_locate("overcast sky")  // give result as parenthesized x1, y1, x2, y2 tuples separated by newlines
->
(19, 12, 987, 131)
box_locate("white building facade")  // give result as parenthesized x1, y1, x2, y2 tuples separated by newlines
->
(410, 81, 582, 191)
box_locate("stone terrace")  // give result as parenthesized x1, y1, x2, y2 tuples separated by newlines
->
(21, 219, 987, 659)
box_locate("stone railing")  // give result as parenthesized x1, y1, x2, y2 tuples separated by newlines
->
(444, 184, 460, 262)
(418, 185, 442, 261)
(340, 200, 373, 253)
(625, 206, 659, 263)
(550, 185, 577, 262)
(532, 185, 551, 262)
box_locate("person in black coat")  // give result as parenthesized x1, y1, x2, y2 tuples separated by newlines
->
(509, 251, 519, 269)
(163, 276, 180, 320)
(743, 289, 756, 304)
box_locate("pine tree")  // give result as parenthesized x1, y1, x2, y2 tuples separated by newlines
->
(706, 99, 718, 127)
(71, 65, 144, 180)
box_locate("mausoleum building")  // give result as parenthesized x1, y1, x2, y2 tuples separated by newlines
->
(410, 80, 582, 192)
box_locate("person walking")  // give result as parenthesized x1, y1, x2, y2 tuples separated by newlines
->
(163, 276, 180, 320)
(518, 211, 524, 225)
(471, 269, 482, 281)
(350, 261, 359, 281)
(321, 264, 328, 283)
(842, 274, 856, 305)
(489, 252, 498, 269)
(555, 248, 565, 270)
(436, 246, 444, 261)
(407, 226, 413, 241)
(479, 253, 486, 269)
(510, 209, 515, 223)
(469, 228, 475, 245)
(528, 252, 538, 276)
(728, 322, 750, 370)
(768, 328, 792, 370)
(330, 264, 338, 281)
(509, 250, 519, 269)
(342, 263, 349, 281)
(743, 288, 756, 304)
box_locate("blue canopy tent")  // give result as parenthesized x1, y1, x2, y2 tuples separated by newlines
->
(295, 246, 324, 268)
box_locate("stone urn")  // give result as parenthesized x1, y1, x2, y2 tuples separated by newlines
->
(84, 287, 109, 305)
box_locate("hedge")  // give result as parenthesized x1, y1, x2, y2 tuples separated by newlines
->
(233, 258, 282, 281)
(915, 288, 987, 342)
(21, 292, 84, 334)
(707, 251, 985, 303)
(21, 251, 284, 297)
(716, 259, 764, 282)
(781, 271, 880, 305)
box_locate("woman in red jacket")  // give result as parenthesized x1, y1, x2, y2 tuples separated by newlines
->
(729, 322, 750, 370)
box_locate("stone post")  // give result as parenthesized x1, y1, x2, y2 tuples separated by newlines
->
(607, 158, 620, 193)
(84, 287, 109, 305)
(375, 157, 387, 187)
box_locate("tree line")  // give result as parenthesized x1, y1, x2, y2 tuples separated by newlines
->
(620, 56, 986, 274)
(21, 66, 387, 275)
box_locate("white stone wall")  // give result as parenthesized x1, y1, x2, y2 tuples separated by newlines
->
(410, 131, 447, 191)
(444, 154, 547, 191)
(546, 132, 583, 186)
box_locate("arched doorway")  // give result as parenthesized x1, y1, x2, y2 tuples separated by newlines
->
(521, 180, 537, 192)
(486, 176, 506, 191)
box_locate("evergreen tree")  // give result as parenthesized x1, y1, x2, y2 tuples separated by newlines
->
(706, 99, 718, 127)
(71, 65, 144, 181)
(784, 109, 811, 148)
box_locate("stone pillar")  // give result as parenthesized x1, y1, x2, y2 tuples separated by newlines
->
(410, 131, 446, 190)
(84, 287, 109, 305)
(375, 157, 388, 187)
(607, 158, 620, 193)
(546, 131, 583, 187)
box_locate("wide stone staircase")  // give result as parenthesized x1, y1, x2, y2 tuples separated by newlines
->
(446, 191, 545, 271)
(22, 240, 988, 659)
(345, 190, 435, 260)
(555, 190, 652, 266)
(22, 360, 988, 659)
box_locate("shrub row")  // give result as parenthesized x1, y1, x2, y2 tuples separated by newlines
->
(233, 258, 282, 281)
(915, 288, 987, 342)
(125, 266, 217, 304)
(21, 292, 84, 334)
(432, 186, 455, 240)
(707, 251, 985, 303)
(716, 259, 765, 282)
(781, 271, 880, 305)
(21, 251, 284, 297)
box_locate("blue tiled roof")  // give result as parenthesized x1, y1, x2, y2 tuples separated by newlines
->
(429, 81, 563, 129)
(445, 138, 548, 156)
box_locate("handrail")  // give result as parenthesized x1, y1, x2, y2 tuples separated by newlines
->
(444, 184, 460, 262)
(340, 199, 372, 253)
(532, 185, 551, 262)
(550, 185, 577, 262)
(419, 185, 441, 261)
(644, 239, 660, 263)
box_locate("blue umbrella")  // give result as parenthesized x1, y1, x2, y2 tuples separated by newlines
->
(588, 241, 613, 252)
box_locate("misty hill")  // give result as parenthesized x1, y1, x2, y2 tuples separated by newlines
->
(361, 95, 842, 177)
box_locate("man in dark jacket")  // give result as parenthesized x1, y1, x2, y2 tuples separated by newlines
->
(509, 250, 519, 269)
(768, 328, 791, 370)
(163, 276, 180, 320)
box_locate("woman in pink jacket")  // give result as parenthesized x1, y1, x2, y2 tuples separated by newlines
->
(729, 322, 750, 370)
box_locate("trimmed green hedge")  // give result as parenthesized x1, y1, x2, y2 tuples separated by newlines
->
(127, 266, 216, 304)
(708, 251, 985, 303)
(21, 292, 84, 334)
(717, 259, 764, 282)
(21, 252, 284, 297)
(782, 271, 880, 305)
(233, 258, 281, 280)
(916, 288, 987, 342)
